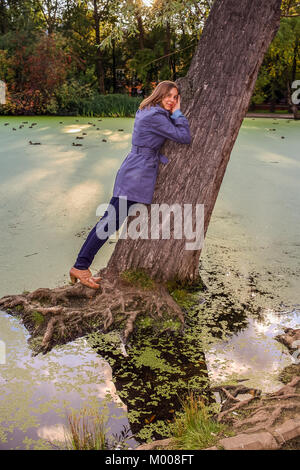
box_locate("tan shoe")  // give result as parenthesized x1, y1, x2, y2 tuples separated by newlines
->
(69, 267, 101, 289)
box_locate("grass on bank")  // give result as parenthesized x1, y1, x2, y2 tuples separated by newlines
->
(63, 394, 233, 450)
(169, 392, 231, 450)
(248, 108, 290, 114)
(0, 92, 143, 117)
(71, 93, 143, 117)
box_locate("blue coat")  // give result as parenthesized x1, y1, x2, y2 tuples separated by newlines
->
(112, 104, 191, 204)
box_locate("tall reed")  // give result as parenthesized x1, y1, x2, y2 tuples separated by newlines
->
(170, 392, 229, 450)
(64, 407, 108, 450)
(62, 94, 142, 117)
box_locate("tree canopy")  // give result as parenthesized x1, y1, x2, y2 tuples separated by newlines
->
(0, 0, 299, 115)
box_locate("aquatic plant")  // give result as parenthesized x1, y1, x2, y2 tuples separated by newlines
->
(56, 93, 142, 117)
(64, 407, 109, 450)
(169, 392, 230, 450)
(64, 407, 134, 450)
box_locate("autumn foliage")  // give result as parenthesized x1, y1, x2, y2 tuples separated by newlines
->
(5, 34, 72, 115)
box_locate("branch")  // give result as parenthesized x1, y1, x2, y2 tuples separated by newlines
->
(143, 41, 197, 68)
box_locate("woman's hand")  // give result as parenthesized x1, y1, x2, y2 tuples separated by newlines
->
(171, 94, 181, 113)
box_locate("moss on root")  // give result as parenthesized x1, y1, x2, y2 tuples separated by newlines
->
(278, 364, 300, 384)
(120, 269, 155, 290)
(31, 310, 45, 327)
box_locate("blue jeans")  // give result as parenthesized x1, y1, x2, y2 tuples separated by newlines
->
(73, 196, 139, 270)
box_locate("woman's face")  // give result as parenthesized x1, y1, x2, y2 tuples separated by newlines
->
(161, 87, 178, 112)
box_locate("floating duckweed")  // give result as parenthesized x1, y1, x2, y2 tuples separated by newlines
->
(135, 316, 154, 329)
(162, 319, 181, 331)
(134, 347, 176, 373)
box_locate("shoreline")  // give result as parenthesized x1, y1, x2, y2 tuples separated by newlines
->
(245, 112, 297, 119)
(0, 112, 298, 120)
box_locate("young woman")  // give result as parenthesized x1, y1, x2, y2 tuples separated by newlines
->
(69, 80, 191, 289)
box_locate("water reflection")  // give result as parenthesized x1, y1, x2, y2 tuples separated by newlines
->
(88, 325, 211, 443)
(205, 308, 300, 392)
(0, 310, 136, 450)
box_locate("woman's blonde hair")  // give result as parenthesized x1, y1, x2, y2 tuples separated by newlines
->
(139, 80, 179, 110)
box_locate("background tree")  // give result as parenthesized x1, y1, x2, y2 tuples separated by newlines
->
(34, 0, 64, 35)
(250, 15, 299, 115)
(8, 33, 71, 114)
(1, 1, 298, 112)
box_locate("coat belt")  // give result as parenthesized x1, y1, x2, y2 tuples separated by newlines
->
(131, 144, 169, 165)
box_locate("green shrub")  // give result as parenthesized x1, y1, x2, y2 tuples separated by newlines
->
(55, 79, 142, 117)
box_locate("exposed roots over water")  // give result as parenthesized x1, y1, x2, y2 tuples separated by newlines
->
(0, 267, 184, 354)
(275, 327, 300, 354)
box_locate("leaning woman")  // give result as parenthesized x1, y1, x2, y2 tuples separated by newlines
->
(69, 80, 191, 288)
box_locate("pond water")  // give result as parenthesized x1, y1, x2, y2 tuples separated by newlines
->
(0, 311, 132, 450)
(201, 117, 300, 391)
(0, 115, 299, 448)
(0, 116, 136, 449)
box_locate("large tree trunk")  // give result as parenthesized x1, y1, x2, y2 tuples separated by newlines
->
(0, 0, 7, 34)
(106, 0, 282, 283)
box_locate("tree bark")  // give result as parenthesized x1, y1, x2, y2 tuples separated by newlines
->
(106, 0, 283, 283)
(0, 0, 7, 34)
(164, 21, 171, 72)
(112, 38, 116, 93)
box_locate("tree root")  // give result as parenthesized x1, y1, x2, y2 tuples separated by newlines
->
(212, 384, 261, 412)
(216, 375, 300, 437)
(0, 267, 185, 354)
(275, 328, 300, 353)
(214, 337, 300, 439)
